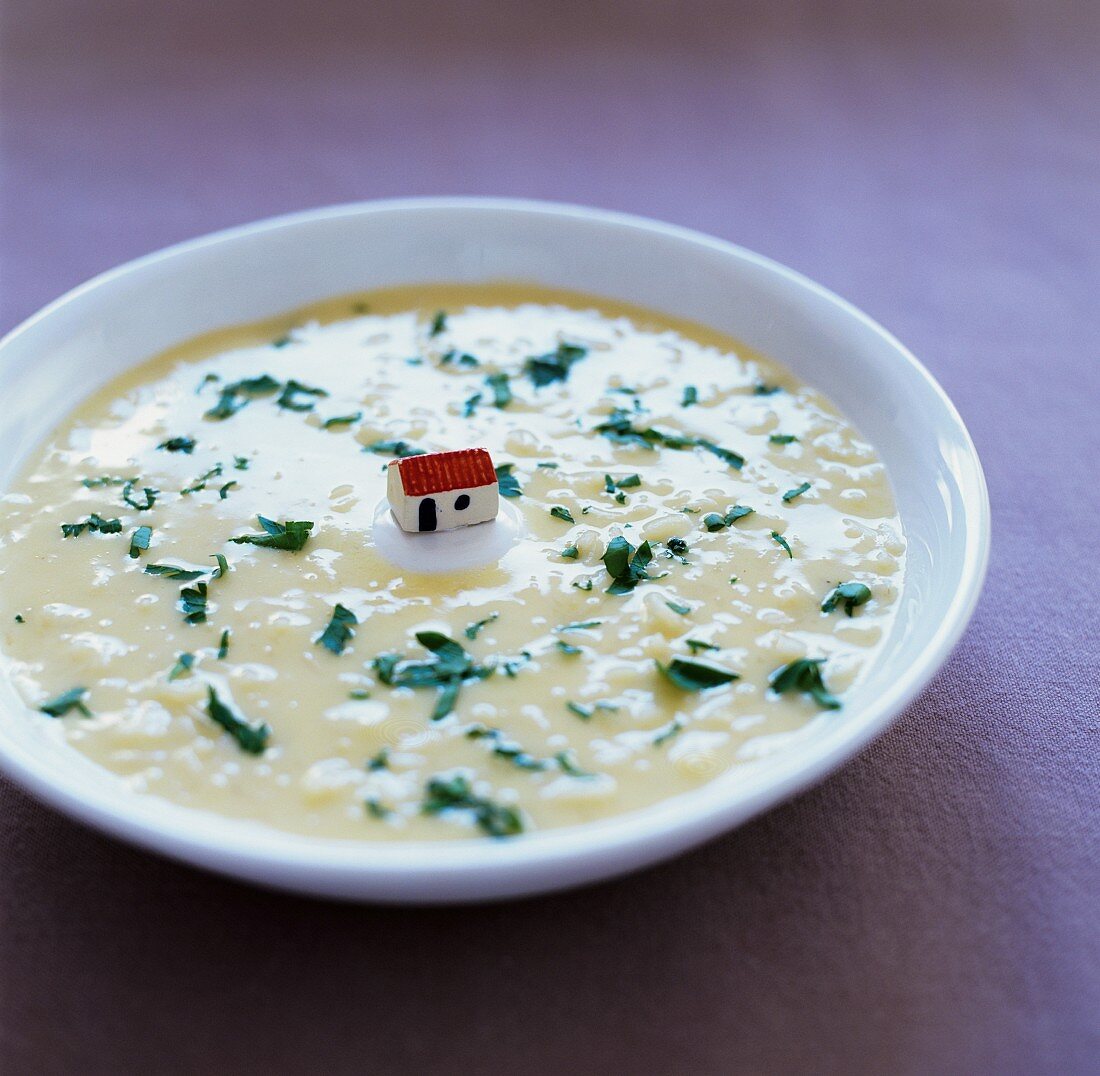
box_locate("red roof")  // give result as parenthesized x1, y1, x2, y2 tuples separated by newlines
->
(392, 447, 497, 497)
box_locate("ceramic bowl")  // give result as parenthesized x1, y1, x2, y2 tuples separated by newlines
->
(0, 199, 990, 902)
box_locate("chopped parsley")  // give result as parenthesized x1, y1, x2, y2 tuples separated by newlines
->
(205, 374, 281, 420)
(681, 385, 698, 407)
(180, 463, 223, 495)
(593, 409, 745, 469)
(61, 514, 123, 538)
(486, 372, 512, 408)
(168, 653, 194, 681)
(686, 639, 719, 654)
(363, 439, 425, 458)
(466, 725, 545, 771)
(769, 658, 840, 709)
(211, 553, 230, 578)
(157, 436, 196, 454)
(822, 582, 872, 616)
(39, 687, 91, 718)
(604, 473, 640, 503)
(144, 563, 207, 581)
(372, 631, 492, 721)
(233, 456, 250, 471)
(230, 516, 314, 551)
(657, 656, 739, 691)
(179, 581, 209, 624)
(428, 310, 447, 337)
(440, 349, 479, 367)
(276, 380, 329, 412)
(128, 525, 152, 559)
(365, 799, 392, 820)
(667, 536, 689, 557)
(550, 506, 575, 524)
(14, 614, 25, 623)
(781, 482, 811, 503)
(81, 475, 135, 489)
(322, 411, 362, 429)
(318, 603, 357, 655)
(495, 463, 522, 498)
(566, 700, 618, 720)
(205, 685, 270, 753)
(703, 505, 755, 532)
(462, 393, 482, 417)
(464, 613, 499, 641)
(218, 481, 237, 500)
(525, 342, 588, 387)
(557, 619, 603, 632)
(771, 531, 793, 558)
(769, 433, 799, 445)
(601, 536, 653, 595)
(366, 747, 390, 771)
(561, 544, 579, 559)
(556, 640, 582, 655)
(217, 629, 231, 659)
(665, 599, 691, 615)
(753, 382, 782, 396)
(422, 773, 522, 838)
(652, 718, 684, 746)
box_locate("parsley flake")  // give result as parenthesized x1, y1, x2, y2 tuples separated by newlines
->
(781, 482, 811, 503)
(601, 536, 653, 595)
(157, 437, 196, 454)
(657, 656, 739, 691)
(129, 525, 152, 559)
(769, 658, 840, 709)
(318, 603, 357, 655)
(495, 463, 522, 498)
(525, 342, 588, 387)
(464, 613, 499, 641)
(230, 516, 314, 551)
(205, 685, 270, 753)
(422, 773, 522, 838)
(550, 506, 575, 524)
(771, 531, 794, 558)
(39, 687, 91, 718)
(822, 582, 872, 616)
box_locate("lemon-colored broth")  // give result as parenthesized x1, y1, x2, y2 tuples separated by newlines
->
(0, 284, 904, 839)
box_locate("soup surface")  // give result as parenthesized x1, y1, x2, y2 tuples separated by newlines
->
(0, 285, 905, 840)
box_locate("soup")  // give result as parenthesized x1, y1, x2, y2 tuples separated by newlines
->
(0, 285, 904, 839)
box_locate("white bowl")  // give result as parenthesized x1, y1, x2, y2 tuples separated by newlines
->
(0, 198, 989, 902)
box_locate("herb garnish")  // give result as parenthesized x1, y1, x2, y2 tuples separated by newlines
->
(601, 536, 653, 595)
(486, 373, 512, 408)
(61, 514, 123, 538)
(557, 619, 603, 632)
(81, 475, 135, 489)
(463, 394, 482, 417)
(753, 382, 782, 396)
(217, 629, 231, 659)
(665, 600, 691, 615)
(363, 440, 425, 458)
(365, 799, 393, 820)
(233, 456, 250, 470)
(593, 409, 745, 469)
(129, 525, 152, 559)
(205, 685, 271, 753)
(770, 531, 793, 558)
(561, 544, 579, 559)
(495, 463, 522, 498)
(211, 553, 230, 578)
(14, 614, 25, 623)
(168, 653, 194, 681)
(769, 658, 840, 709)
(440, 350, 479, 367)
(428, 311, 447, 337)
(322, 412, 363, 429)
(366, 747, 390, 771)
(550, 506, 575, 524)
(667, 536, 689, 557)
(144, 563, 207, 581)
(179, 581, 209, 624)
(566, 700, 618, 720)
(372, 631, 492, 721)
(276, 379, 329, 412)
(422, 773, 522, 838)
(652, 718, 684, 745)
(525, 342, 588, 387)
(230, 516, 314, 551)
(157, 437, 196, 454)
(556, 640, 581, 655)
(657, 656, 739, 691)
(686, 639, 719, 654)
(681, 385, 698, 407)
(781, 482, 811, 503)
(218, 482, 237, 500)
(39, 687, 91, 718)
(822, 582, 872, 616)
(180, 463, 223, 495)
(769, 433, 799, 445)
(464, 613, 499, 641)
(205, 374, 281, 420)
(318, 603, 357, 655)
(703, 505, 755, 531)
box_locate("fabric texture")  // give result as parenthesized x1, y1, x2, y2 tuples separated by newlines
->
(0, 1, 1097, 1072)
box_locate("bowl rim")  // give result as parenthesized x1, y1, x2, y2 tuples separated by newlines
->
(0, 196, 991, 897)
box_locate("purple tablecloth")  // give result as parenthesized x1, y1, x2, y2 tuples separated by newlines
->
(1, 1, 1097, 1071)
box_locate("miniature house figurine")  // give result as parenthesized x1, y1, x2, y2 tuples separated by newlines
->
(387, 447, 499, 533)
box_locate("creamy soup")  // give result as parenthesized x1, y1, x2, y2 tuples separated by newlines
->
(0, 285, 905, 840)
